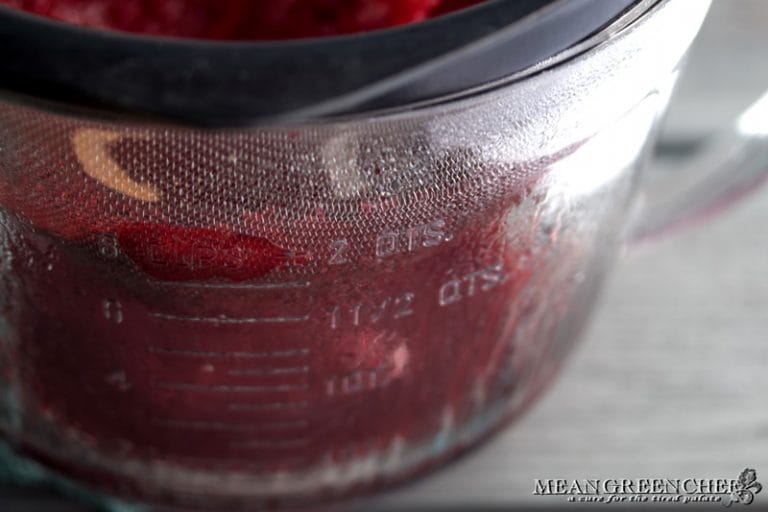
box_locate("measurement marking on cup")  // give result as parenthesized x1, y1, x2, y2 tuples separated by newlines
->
(438, 263, 505, 307)
(329, 291, 415, 329)
(375, 219, 451, 259)
(326, 366, 394, 396)
(153, 381, 309, 393)
(103, 298, 123, 324)
(228, 366, 309, 376)
(151, 418, 308, 431)
(228, 401, 309, 411)
(230, 439, 310, 450)
(149, 346, 311, 358)
(157, 280, 311, 290)
(150, 312, 310, 324)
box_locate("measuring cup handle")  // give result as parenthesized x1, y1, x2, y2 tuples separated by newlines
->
(629, 90, 768, 242)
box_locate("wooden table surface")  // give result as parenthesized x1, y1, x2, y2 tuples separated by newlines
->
(3, 0, 768, 510)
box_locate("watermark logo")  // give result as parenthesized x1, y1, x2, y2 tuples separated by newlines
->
(727, 468, 763, 507)
(533, 468, 762, 506)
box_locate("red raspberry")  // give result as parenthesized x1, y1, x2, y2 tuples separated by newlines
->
(1, 0, 486, 39)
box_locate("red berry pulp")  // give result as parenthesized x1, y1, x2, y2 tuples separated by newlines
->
(0, 108, 592, 508)
(1, 0, 487, 39)
(0, 0, 618, 507)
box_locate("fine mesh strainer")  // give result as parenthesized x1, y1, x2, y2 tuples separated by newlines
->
(1, 0, 767, 509)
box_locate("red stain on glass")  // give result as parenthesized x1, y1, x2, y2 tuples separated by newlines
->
(115, 222, 300, 281)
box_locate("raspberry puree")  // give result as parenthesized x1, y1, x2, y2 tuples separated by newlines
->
(1, 0, 486, 39)
(0, 103, 588, 508)
(0, 0, 616, 508)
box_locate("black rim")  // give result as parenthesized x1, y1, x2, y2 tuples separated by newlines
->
(0, 0, 640, 127)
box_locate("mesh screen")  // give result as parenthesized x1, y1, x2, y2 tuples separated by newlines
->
(0, 85, 656, 507)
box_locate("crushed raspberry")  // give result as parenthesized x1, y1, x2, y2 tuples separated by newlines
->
(1, 0, 487, 40)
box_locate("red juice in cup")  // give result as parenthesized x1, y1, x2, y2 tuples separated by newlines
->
(0, 106, 579, 506)
(0, 0, 703, 508)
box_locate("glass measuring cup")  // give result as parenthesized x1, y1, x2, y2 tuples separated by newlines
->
(1, 0, 767, 509)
